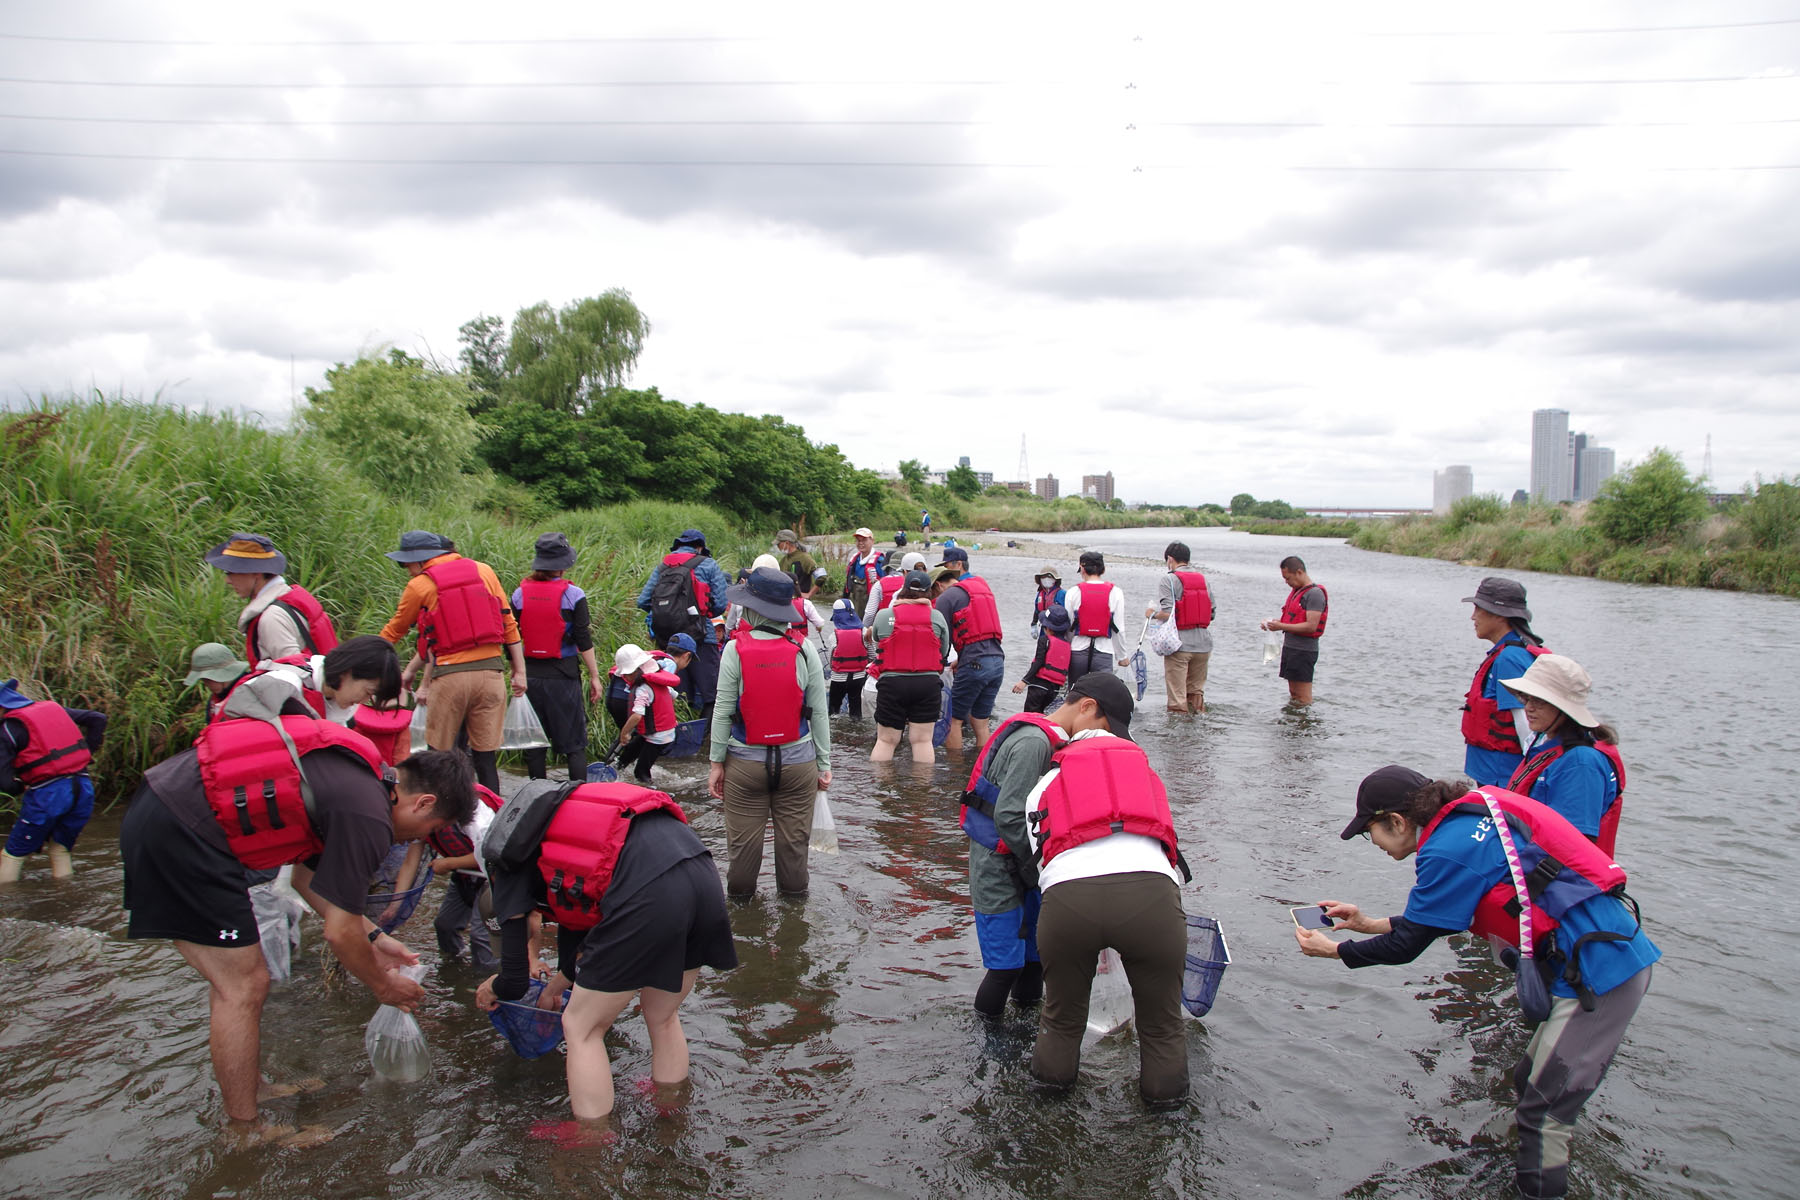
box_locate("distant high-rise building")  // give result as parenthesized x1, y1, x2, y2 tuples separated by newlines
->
(1433, 465, 1474, 514)
(1081, 471, 1116, 505)
(1577, 446, 1616, 501)
(975, 471, 993, 488)
(1035, 473, 1059, 500)
(1571, 432, 1588, 499)
(1531, 409, 1573, 503)
(958, 456, 971, 468)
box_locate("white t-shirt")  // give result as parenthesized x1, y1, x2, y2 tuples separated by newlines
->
(1063, 580, 1128, 658)
(1026, 729, 1181, 892)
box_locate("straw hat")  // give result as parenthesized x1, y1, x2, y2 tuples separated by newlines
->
(1501, 654, 1599, 728)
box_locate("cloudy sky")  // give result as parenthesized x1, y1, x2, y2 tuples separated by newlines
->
(2, 3, 1796, 506)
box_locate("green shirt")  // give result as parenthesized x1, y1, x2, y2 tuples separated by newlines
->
(780, 549, 819, 579)
(968, 722, 1059, 912)
(708, 620, 831, 771)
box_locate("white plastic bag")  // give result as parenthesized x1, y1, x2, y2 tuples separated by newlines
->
(1084, 948, 1134, 1045)
(810, 790, 839, 855)
(249, 872, 307, 983)
(1262, 628, 1281, 666)
(408, 702, 429, 753)
(365, 964, 432, 1081)
(1148, 618, 1182, 657)
(501, 696, 550, 751)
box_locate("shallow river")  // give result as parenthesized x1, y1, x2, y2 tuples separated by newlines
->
(3, 528, 1797, 1198)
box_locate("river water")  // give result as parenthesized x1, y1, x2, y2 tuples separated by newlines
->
(2, 528, 1795, 1199)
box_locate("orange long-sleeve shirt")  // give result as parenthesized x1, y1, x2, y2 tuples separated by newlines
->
(378, 553, 522, 665)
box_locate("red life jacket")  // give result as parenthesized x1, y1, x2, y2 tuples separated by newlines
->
(1461, 639, 1551, 753)
(517, 578, 574, 659)
(536, 782, 688, 931)
(1035, 634, 1072, 688)
(948, 577, 1003, 647)
(1033, 585, 1061, 622)
(351, 703, 413, 767)
(1172, 570, 1213, 630)
(1507, 740, 1628, 857)
(213, 663, 328, 723)
(1279, 583, 1328, 638)
(1031, 736, 1185, 873)
(879, 604, 944, 673)
(831, 627, 869, 674)
(244, 584, 339, 663)
(1075, 582, 1115, 639)
(1415, 787, 1628, 952)
(630, 659, 681, 736)
(8, 701, 93, 785)
(848, 554, 882, 589)
(960, 714, 1067, 853)
(875, 574, 904, 612)
(197, 716, 385, 870)
(731, 633, 809, 745)
(660, 551, 713, 614)
(476, 782, 505, 811)
(418, 557, 506, 655)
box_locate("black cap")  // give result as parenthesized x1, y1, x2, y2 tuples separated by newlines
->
(1461, 576, 1531, 621)
(1066, 671, 1134, 740)
(1340, 765, 1430, 840)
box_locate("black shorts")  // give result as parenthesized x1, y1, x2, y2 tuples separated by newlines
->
(1279, 644, 1319, 683)
(120, 790, 259, 948)
(574, 855, 738, 994)
(874, 674, 942, 729)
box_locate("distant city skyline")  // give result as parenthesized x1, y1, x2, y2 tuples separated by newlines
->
(1531, 409, 1615, 504)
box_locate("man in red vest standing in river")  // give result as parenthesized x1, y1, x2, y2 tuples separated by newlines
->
(1262, 555, 1327, 707)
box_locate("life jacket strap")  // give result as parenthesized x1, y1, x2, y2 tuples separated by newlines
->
(262, 778, 284, 830)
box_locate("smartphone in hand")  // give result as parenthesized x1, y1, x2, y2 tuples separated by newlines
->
(1291, 905, 1334, 931)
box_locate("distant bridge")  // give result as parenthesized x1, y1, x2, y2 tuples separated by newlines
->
(1300, 506, 1432, 518)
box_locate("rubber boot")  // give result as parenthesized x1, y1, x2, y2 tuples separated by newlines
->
(0, 851, 25, 883)
(46, 843, 73, 879)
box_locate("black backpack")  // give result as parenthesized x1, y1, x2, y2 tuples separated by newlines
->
(648, 556, 707, 646)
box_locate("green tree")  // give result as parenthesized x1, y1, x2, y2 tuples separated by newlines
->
(301, 349, 481, 499)
(503, 291, 651, 415)
(477, 403, 642, 508)
(1444, 492, 1506, 533)
(1589, 447, 1709, 543)
(898, 459, 927, 490)
(945, 463, 981, 499)
(457, 314, 507, 415)
(1739, 475, 1800, 550)
(1229, 492, 1256, 515)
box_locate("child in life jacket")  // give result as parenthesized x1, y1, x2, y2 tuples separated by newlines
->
(1012, 604, 1074, 714)
(827, 599, 870, 718)
(614, 644, 683, 784)
(0, 679, 107, 882)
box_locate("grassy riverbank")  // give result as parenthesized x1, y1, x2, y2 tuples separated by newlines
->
(1231, 517, 1365, 538)
(1, 398, 758, 802)
(1351, 492, 1800, 597)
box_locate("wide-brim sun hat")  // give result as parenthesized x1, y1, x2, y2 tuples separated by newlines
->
(1461, 576, 1532, 621)
(386, 530, 452, 563)
(726, 566, 800, 623)
(1501, 654, 1600, 728)
(184, 642, 250, 686)
(204, 533, 288, 575)
(531, 531, 577, 572)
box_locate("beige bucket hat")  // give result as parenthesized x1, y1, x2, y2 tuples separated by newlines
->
(1501, 654, 1599, 728)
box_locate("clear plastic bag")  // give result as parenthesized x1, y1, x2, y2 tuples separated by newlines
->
(810, 790, 839, 855)
(1084, 947, 1134, 1045)
(249, 872, 307, 984)
(1262, 628, 1281, 666)
(501, 696, 550, 751)
(408, 702, 429, 753)
(365, 964, 431, 1081)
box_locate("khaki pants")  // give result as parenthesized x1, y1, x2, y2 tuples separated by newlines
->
(721, 755, 818, 897)
(1031, 872, 1189, 1104)
(425, 668, 506, 752)
(1162, 650, 1210, 712)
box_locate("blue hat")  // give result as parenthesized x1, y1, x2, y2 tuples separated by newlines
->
(830, 598, 863, 630)
(665, 632, 698, 654)
(936, 546, 969, 566)
(726, 567, 798, 623)
(0, 678, 33, 710)
(1041, 603, 1071, 634)
(672, 529, 707, 550)
(204, 532, 288, 575)
(386, 530, 452, 564)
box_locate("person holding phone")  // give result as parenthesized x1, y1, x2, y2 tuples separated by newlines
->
(1295, 765, 1659, 1200)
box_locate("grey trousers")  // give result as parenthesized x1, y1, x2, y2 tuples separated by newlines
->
(434, 874, 497, 971)
(721, 755, 818, 898)
(1030, 871, 1189, 1104)
(1514, 965, 1652, 1199)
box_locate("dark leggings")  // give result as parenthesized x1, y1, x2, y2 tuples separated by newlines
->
(524, 745, 589, 781)
(974, 962, 1043, 1016)
(471, 749, 500, 794)
(829, 675, 866, 718)
(617, 738, 669, 783)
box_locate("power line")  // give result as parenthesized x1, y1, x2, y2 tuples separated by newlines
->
(4, 146, 1796, 171)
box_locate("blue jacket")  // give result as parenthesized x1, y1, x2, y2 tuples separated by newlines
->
(636, 554, 733, 645)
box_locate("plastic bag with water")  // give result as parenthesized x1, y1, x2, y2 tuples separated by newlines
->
(365, 964, 432, 1081)
(408, 702, 428, 753)
(1262, 629, 1281, 666)
(501, 696, 550, 751)
(1084, 947, 1134, 1045)
(810, 790, 839, 855)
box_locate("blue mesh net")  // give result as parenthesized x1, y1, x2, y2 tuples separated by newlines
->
(488, 979, 570, 1059)
(1182, 914, 1230, 1018)
(364, 843, 436, 934)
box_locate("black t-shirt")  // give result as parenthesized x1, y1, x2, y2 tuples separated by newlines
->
(143, 745, 395, 914)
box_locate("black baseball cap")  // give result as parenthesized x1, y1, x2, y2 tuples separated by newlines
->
(1066, 671, 1134, 740)
(1340, 765, 1430, 840)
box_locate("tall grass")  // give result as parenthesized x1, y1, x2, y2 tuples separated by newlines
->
(1, 397, 753, 802)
